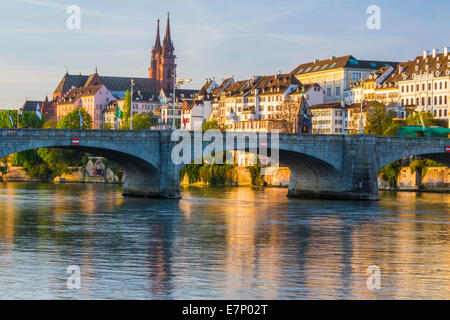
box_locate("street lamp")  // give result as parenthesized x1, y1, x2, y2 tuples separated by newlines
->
(359, 77, 365, 135)
(130, 78, 135, 130)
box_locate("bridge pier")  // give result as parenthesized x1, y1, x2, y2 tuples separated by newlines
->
(122, 136, 182, 199)
(122, 165, 181, 199)
(286, 136, 380, 201)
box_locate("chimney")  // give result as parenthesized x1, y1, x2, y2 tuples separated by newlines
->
(444, 47, 448, 57)
(314, 59, 319, 64)
(432, 49, 437, 58)
(330, 56, 336, 61)
(423, 50, 428, 59)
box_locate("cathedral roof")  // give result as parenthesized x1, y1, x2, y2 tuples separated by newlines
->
(53, 73, 158, 96)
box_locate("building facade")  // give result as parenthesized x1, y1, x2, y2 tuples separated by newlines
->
(291, 55, 398, 104)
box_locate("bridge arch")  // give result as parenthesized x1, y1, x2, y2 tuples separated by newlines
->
(177, 132, 349, 199)
(375, 136, 450, 171)
(0, 129, 177, 198)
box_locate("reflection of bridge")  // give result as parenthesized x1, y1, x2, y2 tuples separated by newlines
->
(1, 129, 449, 200)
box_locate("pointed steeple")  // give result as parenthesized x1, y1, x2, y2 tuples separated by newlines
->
(153, 19, 161, 52)
(162, 12, 174, 56)
(164, 12, 172, 45)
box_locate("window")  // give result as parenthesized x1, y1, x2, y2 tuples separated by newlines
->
(296, 68, 304, 74)
(327, 87, 332, 97)
(349, 58, 359, 66)
(321, 64, 328, 70)
(336, 86, 341, 97)
(351, 72, 361, 80)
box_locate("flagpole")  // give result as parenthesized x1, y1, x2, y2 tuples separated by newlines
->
(130, 78, 134, 131)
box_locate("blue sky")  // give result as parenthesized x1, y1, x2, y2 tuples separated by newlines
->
(0, 0, 449, 108)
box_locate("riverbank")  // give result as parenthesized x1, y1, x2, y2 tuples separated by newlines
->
(2, 165, 449, 193)
(378, 166, 450, 193)
(0, 166, 121, 184)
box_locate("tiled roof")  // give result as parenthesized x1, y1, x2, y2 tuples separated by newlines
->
(382, 53, 449, 85)
(212, 78, 234, 96)
(290, 55, 398, 75)
(21, 100, 43, 112)
(54, 73, 158, 95)
(58, 85, 104, 105)
(310, 102, 344, 110)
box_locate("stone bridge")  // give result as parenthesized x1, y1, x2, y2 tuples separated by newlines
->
(0, 129, 449, 200)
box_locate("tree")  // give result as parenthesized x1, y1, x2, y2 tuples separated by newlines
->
(202, 119, 219, 131)
(123, 90, 131, 122)
(406, 111, 445, 127)
(0, 110, 44, 128)
(364, 101, 395, 135)
(120, 112, 153, 130)
(56, 109, 92, 129)
(277, 100, 298, 133)
(379, 161, 403, 190)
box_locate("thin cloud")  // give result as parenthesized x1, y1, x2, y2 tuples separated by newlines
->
(0, 28, 151, 37)
(8, 0, 142, 20)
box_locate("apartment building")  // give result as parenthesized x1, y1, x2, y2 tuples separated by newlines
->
(291, 55, 398, 103)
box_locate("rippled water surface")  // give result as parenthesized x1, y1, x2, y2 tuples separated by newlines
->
(0, 183, 449, 299)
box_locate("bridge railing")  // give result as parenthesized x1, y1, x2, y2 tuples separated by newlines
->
(0, 128, 163, 139)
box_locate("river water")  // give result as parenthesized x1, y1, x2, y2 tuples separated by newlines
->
(0, 182, 449, 299)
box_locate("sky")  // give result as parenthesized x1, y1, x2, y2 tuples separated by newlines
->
(0, 0, 449, 108)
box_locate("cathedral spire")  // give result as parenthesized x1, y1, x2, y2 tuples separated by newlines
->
(162, 12, 174, 56)
(164, 12, 172, 45)
(153, 19, 161, 52)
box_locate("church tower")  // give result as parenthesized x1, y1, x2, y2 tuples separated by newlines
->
(149, 19, 162, 81)
(149, 13, 176, 91)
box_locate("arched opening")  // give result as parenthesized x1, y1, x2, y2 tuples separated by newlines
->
(377, 152, 450, 192)
(0, 144, 162, 198)
(178, 146, 343, 199)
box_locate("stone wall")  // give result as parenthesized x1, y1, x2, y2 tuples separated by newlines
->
(379, 167, 450, 192)
(181, 166, 291, 187)
(0, 167, 121, 184)
(0, 167, 40, 182)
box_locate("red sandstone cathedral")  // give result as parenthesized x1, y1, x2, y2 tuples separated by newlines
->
(149, 13, 176, 91)
(50, 12, 179, 103)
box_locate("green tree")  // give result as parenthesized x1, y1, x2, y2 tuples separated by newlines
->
(364, 101, 395, 135)
(379, 161, 403, 191)
(123, 90, 131, 122)
(202, 119, 219, 131)
(120, 112, 153, 130)
(0, 110, 44, 128)
(406, 111, 445, 127)
(56, 109, 92, 129)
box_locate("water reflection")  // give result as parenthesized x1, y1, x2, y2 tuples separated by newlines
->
(0, 183, 449, 299)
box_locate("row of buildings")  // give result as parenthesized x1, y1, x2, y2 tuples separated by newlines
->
(20, 14, 449, 133)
